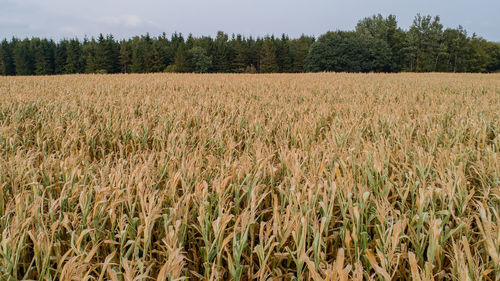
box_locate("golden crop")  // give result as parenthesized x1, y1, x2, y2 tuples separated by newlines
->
(0, 73, 499, 280)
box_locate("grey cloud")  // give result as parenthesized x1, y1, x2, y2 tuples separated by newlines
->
(0, 0, 499, 41)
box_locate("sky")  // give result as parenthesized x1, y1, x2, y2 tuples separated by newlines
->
(1, 0, 499, 42)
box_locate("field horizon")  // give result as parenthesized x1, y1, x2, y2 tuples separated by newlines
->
(4, 71, 500, 77)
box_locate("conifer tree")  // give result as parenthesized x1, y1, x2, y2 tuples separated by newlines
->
(173, 44, 190, 72)
(13, 38, 35, 75)
(0, 39, 16, 75)
(103, 35, 120, 73)
(290, 35, 314, 72)
(259, 38, 279, 73)
(231, 35, 247, 72)
(119, 41, 132, 73)
(130, 36, 145, 73)
(277, 34, 292, 72)
(1, 14, 499, 76)
(65, 39, 84, 74)
(213, 31, 231, 72)
(34, 39, 55, 75)
(54, 40, 68, 74)
(83, 39, 97, 73)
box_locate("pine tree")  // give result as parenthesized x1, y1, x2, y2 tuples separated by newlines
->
(259, 38, 278, 73)
(155, 33, 172, 68)
(13, 39, 35, 75)
(83, 39, 97, 73)
(54, 40, 68, 74)
(104, 35, 120, 73)
(140, 34, 154, 72)
(65, 39, 84, 74)
(161, 33, 182, 70)
(173, 44, 190, 72)
(246, 37, 260, 72)
(130, 37, 145, 73)
(231, 35, 247, 72)
(119, 41, 132, 73)
(1, 17, 497, 76)
(0, 39, 15, 75)
(277, 34, 292, 72)
(34, 39, 55, 75)
(94, 34, 107, 72)
(149, 46, 163, 72)
(0, 43, 5, 75)
(291, 36, 314, 72)
(213, 31, 231, 72)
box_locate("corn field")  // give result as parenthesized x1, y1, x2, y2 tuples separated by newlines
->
(0, 73, 499, 280)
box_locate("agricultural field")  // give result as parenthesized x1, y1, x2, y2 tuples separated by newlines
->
(0, 73, 499, 280)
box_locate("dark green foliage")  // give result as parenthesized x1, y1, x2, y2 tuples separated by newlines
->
(119, 41, 132, 73)
(0, 39, 15, 75)
(130, 36, 145, 73)
(212, 31, 232, 73)
(259, 38, 279, 73)
(405, 14, 444, 72)
(1, 13, 499, 75)
(54, 40, 68, 74)
(276, 34, 293, 72)
(190, 46, 212, 73)
(65, 39, 84, 74)
(93, 34, 120, 73)
(141, 34, 163, 72)
(439, 27, 469, 72)
(245, 37, 260, 72)
(356, 14, 406, 71)
(305, 31, 391, 72)
(13, 39, 35, 75)
(33, 39, 55, 75)
(231, 35, 247, 72)
(82, 39, 97, 73)
(466, 36, 490, 73)
(172, 44, 190, 73)
(484, 42, 500, 72)
(290, 35, 315, 72)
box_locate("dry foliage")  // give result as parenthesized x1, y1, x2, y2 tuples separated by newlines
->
(0, 73, 499, 280)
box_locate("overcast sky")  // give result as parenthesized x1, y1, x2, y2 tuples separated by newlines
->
(1, 0, 499, 41)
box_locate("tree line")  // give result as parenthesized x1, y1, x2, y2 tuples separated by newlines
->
(1, 14, 499, 75)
